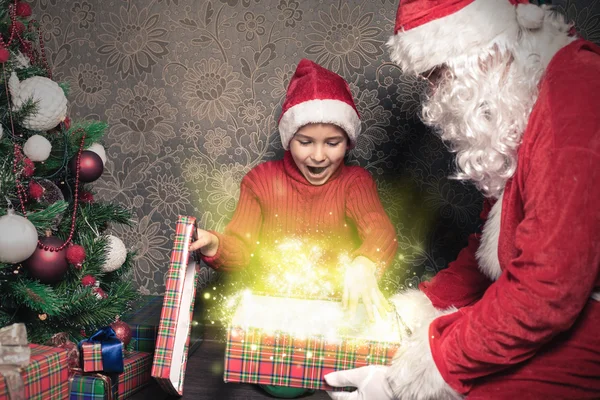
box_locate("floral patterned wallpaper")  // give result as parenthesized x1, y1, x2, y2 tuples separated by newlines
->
(32, 0, 600, 295)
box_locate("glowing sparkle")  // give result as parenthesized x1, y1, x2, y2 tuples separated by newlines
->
(204, 292, 211, 299)
(306, 351, 313, 359)
(251, 344, 257, 351)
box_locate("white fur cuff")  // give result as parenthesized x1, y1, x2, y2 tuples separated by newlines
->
(386, 290, 462, 400)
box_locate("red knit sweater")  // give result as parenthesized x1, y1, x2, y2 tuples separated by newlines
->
(201, 151, 398, 274)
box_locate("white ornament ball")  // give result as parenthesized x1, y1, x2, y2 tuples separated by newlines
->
(0, 209, 38, 264)
(23, 135, 52, 162)
(102, 235, 127, 272)
(9, 72, 68, 131)
(87, 143, 107, 166)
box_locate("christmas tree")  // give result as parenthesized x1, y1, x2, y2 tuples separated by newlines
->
(0, 0, 137, 344)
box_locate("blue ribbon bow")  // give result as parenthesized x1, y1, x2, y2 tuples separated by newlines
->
(79, 326, 124, 374)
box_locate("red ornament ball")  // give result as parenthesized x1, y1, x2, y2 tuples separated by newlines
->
(22, 236, 68, 284)
(79, 190, 94, 204)
(110, 320, 132, 347)
(66, 244, 86, 265)
(92, 287, 107, 299)
(22, 158, 35, 178)
(28, 181, 44, 200)
(69, 151, 104, 182)
(0, 47, 9, 63)
(9, 21, 25, 35)
(81, 274, 96, 287)
(16, 2, 32, 17)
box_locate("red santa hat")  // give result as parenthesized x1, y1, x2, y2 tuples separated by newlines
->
(387, 0, 546, 75)
(278, 59, 361, 150)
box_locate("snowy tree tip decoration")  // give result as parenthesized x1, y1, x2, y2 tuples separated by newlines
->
(101, 235, 127, 273)
(87, 143, 107, 166)
(0, 207, 38, 264)
(9, 71, 68, 131)
(23, 134, 52, 162)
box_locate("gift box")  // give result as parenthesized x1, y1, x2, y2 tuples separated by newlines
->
(151, 216, 204, 396)
(224, 293, 403, 391)
(123, 294, 204, 355)
(79, 328, 124, 374)
(69, 350, 152, 400)
(0, 344, 70, 400)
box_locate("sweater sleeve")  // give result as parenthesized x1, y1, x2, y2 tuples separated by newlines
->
(201, 174, 263, 271)
(345, 169, 398, 274)
(430, 148, 600, 395)
(418, 200, 493, 310)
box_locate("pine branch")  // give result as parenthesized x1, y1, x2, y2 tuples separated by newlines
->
(9, 279, 65, 315)
(68, 121, 108, 152)
(25, 201, 69, 234)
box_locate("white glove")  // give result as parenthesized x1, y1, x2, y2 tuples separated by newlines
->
(325, 365, 395, 400)
(343, 256, 390, 321)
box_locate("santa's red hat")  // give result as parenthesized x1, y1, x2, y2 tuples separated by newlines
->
(387, 0, 546, 75)
(278, 59, 361, 150)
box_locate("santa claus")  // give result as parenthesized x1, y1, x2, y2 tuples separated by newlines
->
(325, 0, 600, 399)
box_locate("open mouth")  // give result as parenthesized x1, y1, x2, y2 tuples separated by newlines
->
(307, 166, 328, 175)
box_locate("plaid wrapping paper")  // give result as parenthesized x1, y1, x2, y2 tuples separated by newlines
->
(69, 373, 116, 400)
(81, 343, 104, 372)
(224, 327, 400, 391)
(69, 351, 152, 400)
(151, 215, 201, 396)
(0, 344, 70, 400)
(122, 296, 163, 354)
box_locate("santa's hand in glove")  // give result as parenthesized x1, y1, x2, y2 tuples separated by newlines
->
(343, 256, 390, 321)
(325, 365, 394, 400)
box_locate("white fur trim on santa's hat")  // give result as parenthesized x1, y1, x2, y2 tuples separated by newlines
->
(387, 0, 521, 75)
(278, 99, 361, 150)
(386, 289, 462, 399)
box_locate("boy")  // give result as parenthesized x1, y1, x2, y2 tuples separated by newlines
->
(190, 58, 397, 323)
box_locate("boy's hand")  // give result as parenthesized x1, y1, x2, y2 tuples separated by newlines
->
(342, 256, 391, 322)
(189, 228, 219, 257)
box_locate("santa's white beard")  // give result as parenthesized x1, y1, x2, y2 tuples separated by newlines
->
(421, 47, 544, 199)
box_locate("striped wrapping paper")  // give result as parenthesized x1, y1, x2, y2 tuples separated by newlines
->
(151, 216, 200, 396)
(224, 327, 399, 390)
(69, 351, 152, 400)
(0, 344, 70, 400)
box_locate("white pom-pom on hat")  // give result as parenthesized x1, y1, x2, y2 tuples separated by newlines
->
(515, 3, 545, 30)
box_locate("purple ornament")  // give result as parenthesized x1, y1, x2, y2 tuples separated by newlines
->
(69, 151, 104, 183)
(22, 236, 68, 284)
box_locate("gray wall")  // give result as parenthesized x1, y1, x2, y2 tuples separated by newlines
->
(33, 0, 600, 294)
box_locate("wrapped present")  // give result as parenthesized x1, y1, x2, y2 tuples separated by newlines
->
(122, 294, 203, 355)
(69, 350, 152, 400)
(151, 216, 203, 396)
(0, 343, 70, 400)
(79, 328, 124, 374)
(223, 293, 403, 391)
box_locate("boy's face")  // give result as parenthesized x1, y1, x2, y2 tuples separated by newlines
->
(289, 123, 349, 186)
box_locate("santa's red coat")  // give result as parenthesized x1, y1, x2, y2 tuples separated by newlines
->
(420, 39, 600, 398)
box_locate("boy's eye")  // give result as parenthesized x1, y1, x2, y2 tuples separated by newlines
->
(298, 140, 311, 145)
(327, 141, 341, 147)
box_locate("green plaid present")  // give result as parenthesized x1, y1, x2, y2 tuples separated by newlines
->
(0, 344, 70, 400)
(123, 295, 204, 355)
(69, 372, 117, 400)
(69, 351, 152, 400)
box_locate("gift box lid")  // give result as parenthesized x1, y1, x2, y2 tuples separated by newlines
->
(151, 216, 201, 396)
